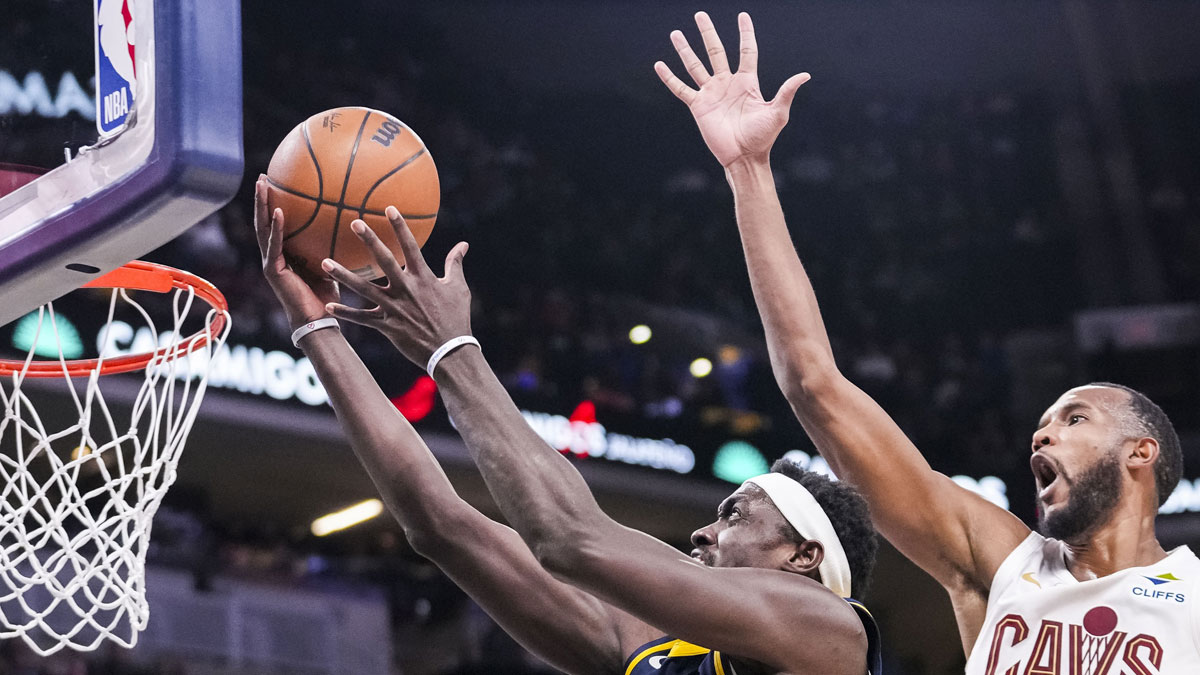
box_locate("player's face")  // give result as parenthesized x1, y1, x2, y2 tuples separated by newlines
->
(1030, 386, 1134, 541)
(689, 486, 799, 569)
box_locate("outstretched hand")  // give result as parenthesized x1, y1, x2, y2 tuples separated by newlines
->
(321, 207, 472, 367)
(654, 11, 810, 167)
(254, 175, 340, 329)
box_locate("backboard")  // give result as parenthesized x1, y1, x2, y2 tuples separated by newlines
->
(0, 0, 243, 328)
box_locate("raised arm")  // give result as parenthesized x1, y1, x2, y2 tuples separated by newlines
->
(320, 208, 867, 675)
(253, 178, 645, 675)
(655, 13, 1029, 603)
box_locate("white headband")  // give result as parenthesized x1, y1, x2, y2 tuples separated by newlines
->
(743, 472, 852, 598)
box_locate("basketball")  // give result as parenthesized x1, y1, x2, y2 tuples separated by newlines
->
(265, 106, 440, 279)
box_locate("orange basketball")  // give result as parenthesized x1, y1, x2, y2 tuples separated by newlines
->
(266, 107, 439, 279)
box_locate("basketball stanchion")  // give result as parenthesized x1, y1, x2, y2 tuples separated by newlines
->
(0, 261, 230, 655)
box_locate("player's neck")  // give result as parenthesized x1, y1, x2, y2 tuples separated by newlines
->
(1062, 501, 1167, 581)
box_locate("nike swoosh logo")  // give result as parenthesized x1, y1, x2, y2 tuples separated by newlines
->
(649, 655, 668, 669)
(1022, 572, 1042, 588)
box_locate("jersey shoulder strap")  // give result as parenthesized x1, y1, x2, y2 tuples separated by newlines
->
(846, 597, 883, 675)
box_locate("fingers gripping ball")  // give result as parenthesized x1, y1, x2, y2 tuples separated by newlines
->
(266, 107, 440, 279)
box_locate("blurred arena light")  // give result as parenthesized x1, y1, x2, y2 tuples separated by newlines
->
(718, 345, 741, 364)
(12, 311, 83, 358)
(311, 499, 385, 537)
(689, 357, 713, 378)
(712, 440, 770, 483)
(629, 324, 652, 345)
(391, 375, 437, 422)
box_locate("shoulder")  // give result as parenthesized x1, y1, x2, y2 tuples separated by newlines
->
(945, 530, 1045, 601)
(807, 600, 872, 675)
(804, 593, 871, 668)
(759, 575, 868, 673)
(944, 531, 1047, 646)
(1168, 544, 1200, 562)
(977, 531, 1057, 599)
(790, 575, 867, 633)
(1168, 545, 1200, 583)
(942, 500, 1031, 598)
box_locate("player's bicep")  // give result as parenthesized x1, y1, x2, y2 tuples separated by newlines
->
(553, 525, 866, 674)
(789, 372, 1029, 587)
(897, 471, 1030, 589)
(424, 507, 649, 675)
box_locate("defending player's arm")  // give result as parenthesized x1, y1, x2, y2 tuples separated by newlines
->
(321, 211, 868, 675)
(654, 13, 1029, 599)
(253, 178, 646, 675)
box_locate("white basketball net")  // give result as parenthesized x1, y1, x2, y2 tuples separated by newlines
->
(0, 283, 230, 655)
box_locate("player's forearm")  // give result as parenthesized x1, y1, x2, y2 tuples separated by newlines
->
(297, 329, 465, 539)
(723, 159, 887, 482)
(299, 334, 628, 674)
(725, 158, 841, 397)
(433, 346, 614, 570)
(721, 163, 1004, 574)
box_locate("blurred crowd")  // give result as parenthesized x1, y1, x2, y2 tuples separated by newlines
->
(1125, 80, 1200, 303)
(128, 9, 1198, 494)
(155, 15, 1084, 485)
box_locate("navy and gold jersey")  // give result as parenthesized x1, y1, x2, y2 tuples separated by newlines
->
(622, 598, 882, 675)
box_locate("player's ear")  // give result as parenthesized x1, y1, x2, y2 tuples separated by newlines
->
(783, 539, 823, 576)
(1127, 436, 1158, 469)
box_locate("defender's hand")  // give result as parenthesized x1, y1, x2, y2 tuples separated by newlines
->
(254, 175, 340, 330)
(321, 206, 472, 367)
(654, 12, 810, 167)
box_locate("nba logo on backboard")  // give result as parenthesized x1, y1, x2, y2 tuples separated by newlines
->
(94, 0, 137, 137)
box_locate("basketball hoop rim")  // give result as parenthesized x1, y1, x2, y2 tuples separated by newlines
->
(0, 261, 229, 377)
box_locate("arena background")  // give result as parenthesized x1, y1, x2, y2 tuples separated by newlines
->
(1, 0, 1199, 672)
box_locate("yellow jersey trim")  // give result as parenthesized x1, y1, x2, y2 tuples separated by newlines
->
(666, 640, 711, 658)
(626, 638, 735, 674)
(713, 650, 727, 675)
(624, 640, 674, 675)
(847, 598, 874, 619)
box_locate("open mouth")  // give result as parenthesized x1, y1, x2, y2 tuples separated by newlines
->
(1030, 454, 1060, 499)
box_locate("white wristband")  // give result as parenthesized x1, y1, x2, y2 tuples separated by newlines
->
(291, 317, 340, 347)
(426, 336, 480, 378)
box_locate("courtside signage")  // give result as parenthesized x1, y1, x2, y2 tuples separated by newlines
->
(92, 321, 697, 477)
(0, 71, 94, 120)
(521, 409, 696, 474)
(97, 322, 329, 406)
(94, 0, 137, 136)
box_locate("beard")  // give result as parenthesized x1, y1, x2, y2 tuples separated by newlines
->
(1038, 451, 1123, 542)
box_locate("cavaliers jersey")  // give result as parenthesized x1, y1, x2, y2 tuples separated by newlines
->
(965, 531, 1200, 674)
(622, 599, 882, 675)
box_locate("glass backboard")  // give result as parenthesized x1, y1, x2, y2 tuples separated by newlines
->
(0, 0, 244, 327)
